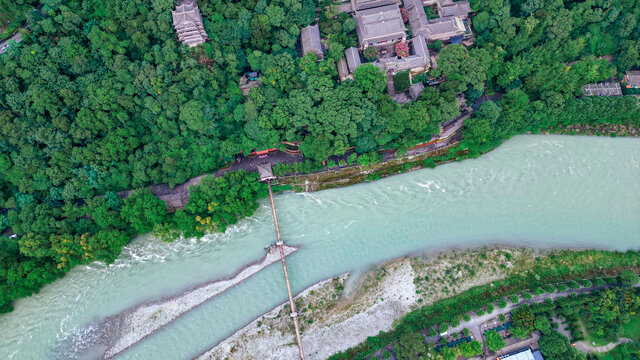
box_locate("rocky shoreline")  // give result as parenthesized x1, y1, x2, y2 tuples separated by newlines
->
(196, 247, 532, 360)
(70, 244, 297, 359)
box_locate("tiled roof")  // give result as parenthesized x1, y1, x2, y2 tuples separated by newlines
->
(355, 4, 406, 46)
(300, 24, 324, 58)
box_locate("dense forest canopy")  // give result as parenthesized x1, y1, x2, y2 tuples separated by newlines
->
(0, 0, 639, 313)
(0, 0, 38, 34)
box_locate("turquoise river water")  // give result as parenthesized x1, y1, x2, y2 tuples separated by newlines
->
(0, 135, 639, 360)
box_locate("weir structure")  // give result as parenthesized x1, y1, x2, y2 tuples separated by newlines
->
(260, 163, 305, 359)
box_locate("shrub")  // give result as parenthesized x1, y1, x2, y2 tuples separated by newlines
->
(534, 315, 551, 334)
(382, 349, 392, 359)
(499, 314, 506, 322)
(347, 153, 358, 164)
(394, 70, 411, 91)
(485, 331, 506, 352)
(592, 278, 606, 287)
(498, 299, 508, 308)
(544, 284, 556, 293)
(450, 317, 460, 327)
(440, 337, 447, 345)
(510, 294, 519, 303)
(422, 157, 437, 168)
(463, 328, 470, 337)
(428, 328, 437, 337)
(476, 309, 485, 316)
(555, 283, 568, 292)
(579, 279, 592, 288)
(620, 270, 639, 285)
(364, 47, 378, 62)
(453, 332, 459, 339)
(463, 314, 471, 322)
(439, 322, 449, 333)
(533, 287, 545, 296)
(486, 303, 495, 313)
(568, 281, 580, 289)
(522, 292, 533, 300)
(356, 151, 382, 166)
(395, 41, 409, 58)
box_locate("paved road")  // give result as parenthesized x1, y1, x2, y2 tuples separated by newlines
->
(0, 5, 43, 54)
(0, 31, 23, 54)
(117, 108, 471, 210)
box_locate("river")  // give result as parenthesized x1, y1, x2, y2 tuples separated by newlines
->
(0, 135, 639, 360)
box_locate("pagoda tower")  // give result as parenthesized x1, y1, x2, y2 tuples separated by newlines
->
(172, 0, 209, 47)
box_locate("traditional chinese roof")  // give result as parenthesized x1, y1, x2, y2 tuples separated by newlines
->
(417, 16, 466, 41)
(352, 0, 398, 11)
(355, 4, 406, 47)
(439, 1, 471, 18)
(345, 47, 362, 72)
(172, 0, 209, 47)
(374, 35, 430, 73)
(409, 82, 425, 99)
(404, 0, 430, 35)
(300, 24, 324, 58)
(337, 58, 350, 78)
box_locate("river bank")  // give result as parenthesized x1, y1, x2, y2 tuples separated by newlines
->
(1, 135, 638, 360)
(196, 247, 536, 359)
(277, 124, 640, 193)
(196, 247, 640, 360)
(65, 244, 297, 359)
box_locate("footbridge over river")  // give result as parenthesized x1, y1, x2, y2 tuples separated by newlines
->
(259, 164, 306, 359)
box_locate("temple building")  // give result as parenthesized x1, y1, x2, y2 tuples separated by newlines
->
(172, 0, 209, 47)
(300, 24, 324, 58)
(354, 4, 407, 48)
(405, 0, 469, 42)
(374, 35, 431, 74)
(345, 46, 362, 73)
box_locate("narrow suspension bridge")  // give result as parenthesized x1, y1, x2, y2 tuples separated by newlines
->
(261, 164, 306, 359)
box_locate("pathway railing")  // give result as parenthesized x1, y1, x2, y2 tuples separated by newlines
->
(267, 181, 306, 359)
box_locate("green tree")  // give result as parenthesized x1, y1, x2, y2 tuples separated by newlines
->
(121, 189, 166, 234)
(433, 44, 486, 92)
(353, 64, 387, 95)
(535, 315, 551, 334)
(394, 331, 427, 360)
(485, 330, 506, 352)
(620, 270, 639, 286)
(539, 331, 578, 360)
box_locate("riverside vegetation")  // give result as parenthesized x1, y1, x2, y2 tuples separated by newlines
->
(0, 0, 639, 313)
(329, 250, 640, 360)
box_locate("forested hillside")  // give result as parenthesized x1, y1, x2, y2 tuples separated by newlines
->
(458, 0, 640, 156)
(0, 0, 639, 313)
(0, 0, 38, 36)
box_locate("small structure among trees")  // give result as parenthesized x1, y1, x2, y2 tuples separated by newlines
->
(172, 0, 209, 47)
(300, 24, 324, 59)
(257, 164, 276, 182)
